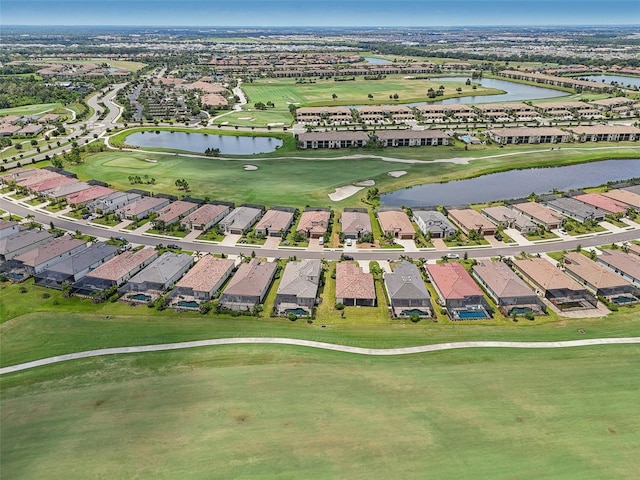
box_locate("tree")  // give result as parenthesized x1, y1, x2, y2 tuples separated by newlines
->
(332, 93, 338, 100)
(368, 93, 374, 100)
(61, 282, 72, 298)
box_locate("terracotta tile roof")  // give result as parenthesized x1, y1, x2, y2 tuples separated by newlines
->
(598, 250, 640, 279)
(14, 237, 86, 267)
(255, 209, 294, 233)
(66, 186, 115, 205)
(222, 258, 277, 297)
(341, 211, 372, 235)
(448, 209, 495, 232)
(297, 211, 330, 235)
(426, 262, 483, 300)
(512, 257, 583, 291)
(336, 262, 376, 301)
(574, 193, 628, 215)
(377, 210, 414, 236)
(117, 196, 168, 217)
(85, 247, 158, 282)
(175, 255, 234, 293)
(472, 260, 535, 299)
(156, 201, 198, 223)
(564, 252, 631, 289)
(513, 202, 565, 225)
(601, 189, 640, 209)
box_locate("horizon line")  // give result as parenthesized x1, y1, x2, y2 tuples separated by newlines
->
(3, 23, 640, 28)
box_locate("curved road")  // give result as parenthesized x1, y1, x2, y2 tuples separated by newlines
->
(2, 336, 639, 375)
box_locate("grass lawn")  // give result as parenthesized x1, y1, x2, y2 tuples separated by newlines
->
(242, 75, 502, 107)
(217, 109, 295, 127)
(1, 343, 639, 479)
(0, 103, 60, 117)
(70, 143, 640, 209)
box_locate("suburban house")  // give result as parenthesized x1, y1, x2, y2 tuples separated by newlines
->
(412, 210, 457, 238)
(563, 252, 640, 303)
(170, 255, 235, 304)
(86, 192, 141, 214)
(219, 206, 263, 235)
(219, 258, 277, 311)
(425, 262, 491, 320)
(597, 250, 640, 285)
(377, 209, 415, 239)
(601, 189, 640, 210)
(472, 260, 545, 316)
(589, 96, 635, 111)
(384, 260, 431, 317)
(487, 127, 569, 145)
(274, 259, 322, 315)
(155, 200, 199, 226)
(511, 257, 598, 311)
(254, 208, 295, 237)
(27, 175, 78, 195)
(119, 252, 194, 300)
(34, 242, 117, 289)
(544, 197, 607, 223)
(447, 208, 497, 236)
(72, 247, 158, 295)
(116, 196, 171, 220)
(570, 125, 640, 142)
(0, 220, 20, 239)
(43, 181, 92, 200)
(297, 209, 331, 238)
(66, 186, 116, 207)
(0, 229, 53, 260)
(481, 206, 537, 233)
(180, 203, 230, 231)
(573, 193, 628, 216)
(512, 202, 566, 229)
(341, 209, 372, 240)
(335, 262, 376, 307)
(14, 236, 87, 275)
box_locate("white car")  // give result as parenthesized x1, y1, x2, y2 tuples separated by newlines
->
(345, 238, 352, 247)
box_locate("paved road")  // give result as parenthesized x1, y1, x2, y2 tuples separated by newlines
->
(2, 196, 639, 262)
(2, 336, 639, 375)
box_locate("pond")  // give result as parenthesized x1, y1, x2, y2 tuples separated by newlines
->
(406, 77, 567, 106)
(381, 159, 640, 207)
(577, 74, 640, 89)
(364, 57, 392, 65)
(126, 131, 283, 155)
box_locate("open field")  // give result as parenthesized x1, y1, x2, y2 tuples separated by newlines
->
(67, 144, 640, 207)
(0, 102, 60, 117)
(40, 57, 147, 72)
(242, 75, 501, 107)
(1, 343, 639, 479)
(216, 109, 295, 127)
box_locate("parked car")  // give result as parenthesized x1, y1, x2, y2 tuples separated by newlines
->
(343, 255, 354, 261)
(445, 253, 460, 259)
(167, 244, 180, 250)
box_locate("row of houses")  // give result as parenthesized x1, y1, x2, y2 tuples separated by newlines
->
(294, 97, 640, 126)
(488, 125, 640, 145)
(296, 130, 451, 150)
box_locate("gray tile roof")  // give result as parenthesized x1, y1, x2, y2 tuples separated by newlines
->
(385, 261, 430, 301)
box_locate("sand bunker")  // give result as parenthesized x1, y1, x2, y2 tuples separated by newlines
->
(243, 165, 258, 171)
(354, 179, 375, 187)
(328, 185, 364, 201)
(267, 122, 284, 127)
(237, 117, 253, 120)
(388, 170, 407, 177)
(143, 158, 158, 163)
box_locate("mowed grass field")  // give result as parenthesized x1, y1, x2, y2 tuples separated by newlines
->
(2, 344, 639, 479)
(0, 102, 60, 117)
(68, 145, 640, 208)
(242, 75, 500, 107)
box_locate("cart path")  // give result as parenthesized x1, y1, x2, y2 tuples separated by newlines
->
(2, 336, 639, 375)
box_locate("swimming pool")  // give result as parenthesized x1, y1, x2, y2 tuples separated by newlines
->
(128, 293, 151, 302)
(452, 307, 490, 320)
(507, 307, 533, 316)
(177, 300, 199, 309)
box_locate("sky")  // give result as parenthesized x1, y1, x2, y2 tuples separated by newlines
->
(1, 0, 638, 27)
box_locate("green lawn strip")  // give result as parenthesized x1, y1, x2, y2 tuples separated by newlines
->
(66, 145, 640, 209)
(1, 345, 639, 479)
(242, 75, 502, 107)
(217, 109, 294, 127)
(0, 103, 60, 116)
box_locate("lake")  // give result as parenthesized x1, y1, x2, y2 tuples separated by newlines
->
(407, 77, 567, 106)
(576, 74, 640, 89)
(364, 57, 392, 65)
(381, 159, 640, 207)
(126, 131, 283, 155)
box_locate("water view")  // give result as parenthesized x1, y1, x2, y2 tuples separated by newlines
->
(407, 77, 568, 106)
(364, 57, 392, 65)
(577, 74, 640, 89)
(381, 159, 640, 207)
(126, 131, 283, 155)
